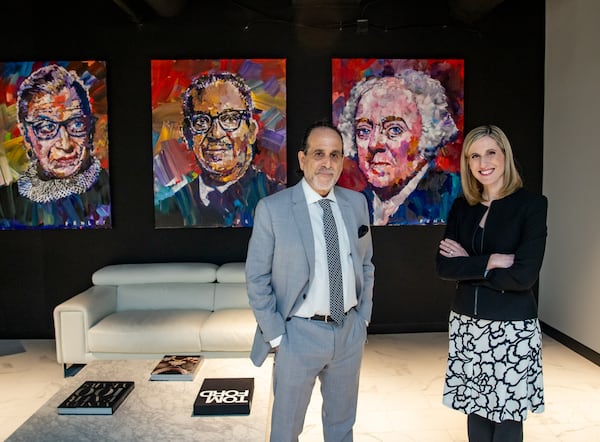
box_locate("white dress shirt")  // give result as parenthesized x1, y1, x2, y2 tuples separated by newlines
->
(294, 179, 357, 317)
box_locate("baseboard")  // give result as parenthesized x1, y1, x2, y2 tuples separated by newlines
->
(541, 321, 600, 367)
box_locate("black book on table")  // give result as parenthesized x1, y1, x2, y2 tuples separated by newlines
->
(193, 378, 254, 416)
(57, 381, 135, 415)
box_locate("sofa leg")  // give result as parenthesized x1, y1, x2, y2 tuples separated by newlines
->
(63, 363, 86, 378)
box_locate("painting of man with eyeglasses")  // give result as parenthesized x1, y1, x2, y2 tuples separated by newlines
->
(0, 62, 111, 229)
(152, 59, 286, 228)
(333, 59, 464, 226)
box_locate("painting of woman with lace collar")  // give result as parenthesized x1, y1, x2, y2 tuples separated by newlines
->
(333, 59, 464, 226)
(0, 61, 111, 229)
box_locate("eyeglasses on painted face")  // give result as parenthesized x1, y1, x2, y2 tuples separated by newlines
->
(187, 110, 250, 135)
(25, 116, 92, 141)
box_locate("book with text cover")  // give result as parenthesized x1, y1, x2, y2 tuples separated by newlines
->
(57, 381, 134, 415)
(193, 377, 254, 415)
(150, 355, 203, 381)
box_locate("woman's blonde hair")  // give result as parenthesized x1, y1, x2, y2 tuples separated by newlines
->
(460, 125, 523, 205)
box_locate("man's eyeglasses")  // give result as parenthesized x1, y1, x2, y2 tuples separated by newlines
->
(187, 110, 250, 135)
(25, 116, 92, 141)
(305, 150, 343, 162)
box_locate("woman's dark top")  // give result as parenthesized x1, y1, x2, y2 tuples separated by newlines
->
(436, 188, 548, 321)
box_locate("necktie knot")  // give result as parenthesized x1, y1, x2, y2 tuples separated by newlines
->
(319, 198, 331, 210)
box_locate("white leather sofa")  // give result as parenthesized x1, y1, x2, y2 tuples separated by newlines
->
(53, 262, 256, 366)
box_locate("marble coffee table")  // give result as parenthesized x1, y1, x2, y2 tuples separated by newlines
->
(7, 357, 273, 441)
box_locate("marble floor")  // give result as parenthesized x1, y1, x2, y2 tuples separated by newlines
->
(1, 333, 599, 441)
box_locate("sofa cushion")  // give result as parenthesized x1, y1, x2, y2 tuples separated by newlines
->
(214, 283, 249, 310)
(92, 263, 218, 285)
(216, 262, 246, 283)
(200, 309, 256, 352)
(116, 283, 215, 311)
(88, 309, 210, 353)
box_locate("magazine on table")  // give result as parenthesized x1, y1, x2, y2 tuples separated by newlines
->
(150, 355, 203, 381)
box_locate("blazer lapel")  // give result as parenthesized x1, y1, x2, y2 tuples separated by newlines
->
(336, 189, 363, 292)
(291, 183, 315, 282)
(337, 189, 358, 244)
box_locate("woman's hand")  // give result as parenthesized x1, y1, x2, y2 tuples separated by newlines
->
(486, 253, 515, 270)
(439, 239, 468, 258)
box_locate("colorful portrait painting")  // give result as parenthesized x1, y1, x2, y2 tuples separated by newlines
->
(0, 61, 111, 229)
(152, 59, 287, 228)
(332, 58, 464, 226)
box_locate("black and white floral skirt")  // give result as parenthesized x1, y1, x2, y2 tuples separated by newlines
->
(443, 311, 545, 423)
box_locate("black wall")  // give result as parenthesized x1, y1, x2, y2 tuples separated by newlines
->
(0, 0, 545, 338)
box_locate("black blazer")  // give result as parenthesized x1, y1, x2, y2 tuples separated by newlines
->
(436, 188, 548, 320)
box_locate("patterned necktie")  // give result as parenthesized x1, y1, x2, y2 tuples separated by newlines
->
(318, 198, 345, 325)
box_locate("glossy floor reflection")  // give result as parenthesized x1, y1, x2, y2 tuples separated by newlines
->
(1, 333, 599, 441)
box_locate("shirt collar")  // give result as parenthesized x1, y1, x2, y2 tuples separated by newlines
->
(301, 178, 337, 205)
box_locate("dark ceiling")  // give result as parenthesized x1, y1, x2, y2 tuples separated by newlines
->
(8, 0, 506, 29)
(119, 0, 506, 25)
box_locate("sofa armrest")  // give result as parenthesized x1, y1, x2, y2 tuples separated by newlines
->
(53, 285, 117, 364)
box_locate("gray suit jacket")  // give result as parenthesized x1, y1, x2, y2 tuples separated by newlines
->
(246, 181, 375, 366)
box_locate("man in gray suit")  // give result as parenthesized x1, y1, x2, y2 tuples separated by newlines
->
(246, 121, 375, 441)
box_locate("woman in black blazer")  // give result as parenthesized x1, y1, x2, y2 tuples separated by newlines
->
(436, 125, 548, 441)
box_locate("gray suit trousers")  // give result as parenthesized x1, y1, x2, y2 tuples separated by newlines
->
(270, 308, 366, 442)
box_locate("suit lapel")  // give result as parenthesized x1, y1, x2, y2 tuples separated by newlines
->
(337, 188, 363, 295)
(291, 183, 315, 282)
(337, 188, 358, 248)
